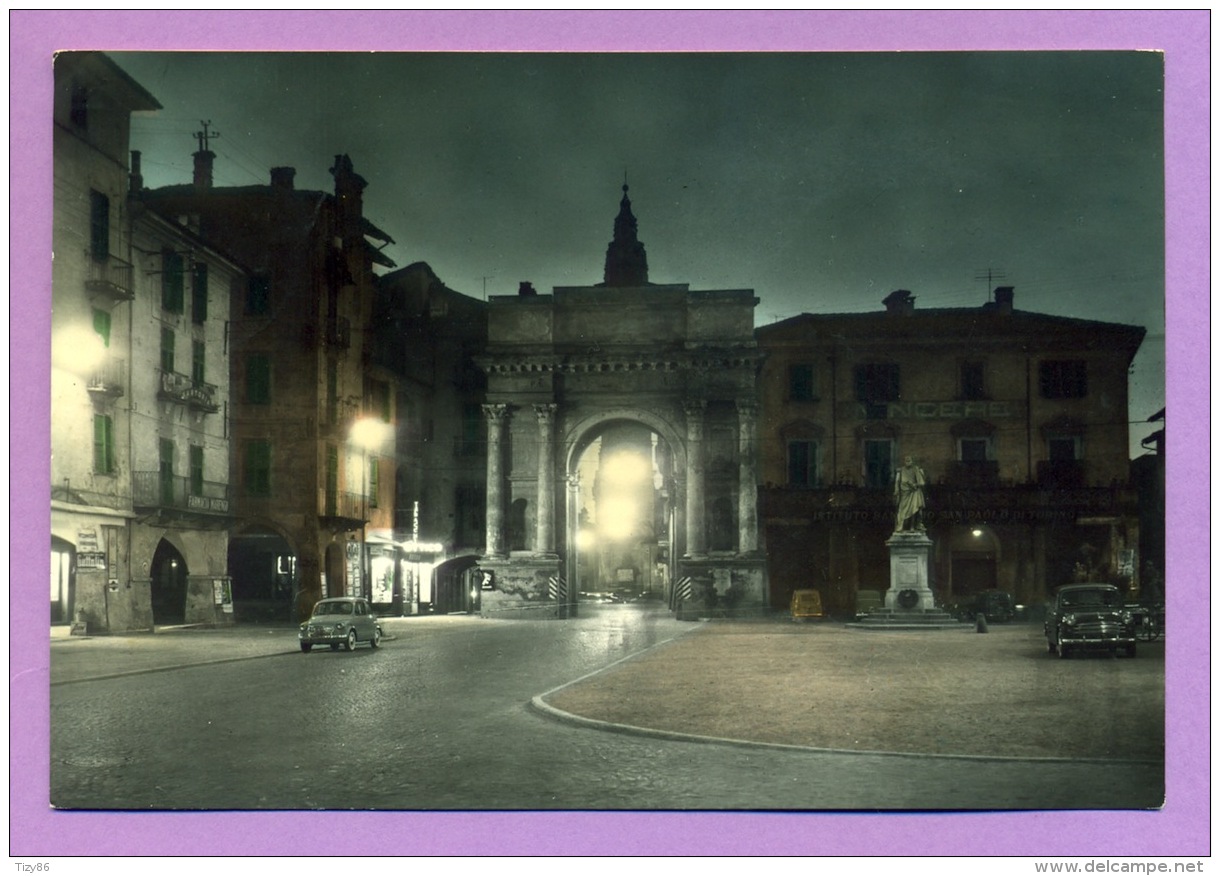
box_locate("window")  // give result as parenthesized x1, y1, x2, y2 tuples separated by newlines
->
(159, 438, 175, 505)
(863, 439, 893, 489)
(89, 190, 109, 263)
(961, 361, 986, 400)
(244, 440, 272, 496)
(246, 354, 270, 404)
(92, 414, 114, 473)
(367, 379, 391, 423)
(92, 308, 111, 348)
(368, 457, 380, 508)
(160, 327, 175, 374)
(959, 437, 990, 462)
(1039, 360, 1087, 399)
(191, 263, 208, 324)
(70, 84, 88, 129)
(325, 444, 338, 516)
(786, 440, 820, 487)
(161, 250, 185, 313)
(189, 445, 204, 497)
(1048, 435, 1081, 462)
(192, 341, 206, 386)
(247, 275, 270, 315)
(326, 360, 338, 425)
(788, 363, 816, 402)
(855, 363, 900, 419)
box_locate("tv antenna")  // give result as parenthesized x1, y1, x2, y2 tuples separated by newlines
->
(194, 120, 220, 153)
(974, 268, 1006, 299)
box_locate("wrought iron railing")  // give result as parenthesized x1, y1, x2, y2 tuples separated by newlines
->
(132, 471, 230, 514)
(84, 253, 134, 303)
(87, 356, 126, 398)
(158, 369, 219, 412)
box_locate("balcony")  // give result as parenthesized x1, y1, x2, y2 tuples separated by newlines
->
(133, 471, 231, 517)
(87, 356, 126, 400)
(84, 253, 134, 305)
(945, 460, 1000, 489)
(158, 370, 220, 413)
(1037, 459, 1086, 489)
(319, 488, 368, 526)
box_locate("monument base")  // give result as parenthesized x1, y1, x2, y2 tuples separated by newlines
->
(848, 530, 966, 630)
(477, 553, 568, 619)
(673, 555, 768, 620)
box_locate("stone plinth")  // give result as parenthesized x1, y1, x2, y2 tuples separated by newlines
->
(674, 555, 768, 620)
(478, 554, 567, 619)
(884, 530, 936, 612)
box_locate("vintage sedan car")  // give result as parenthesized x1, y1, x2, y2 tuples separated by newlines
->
(299, 597, 382, 652)
(1044, 583, 1136, 658)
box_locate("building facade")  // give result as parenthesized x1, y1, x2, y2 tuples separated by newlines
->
(372, 262, 489, 615)
(139, 152, 399, 622)
(52, 53, 241, 632)
(756, 287, 1146, 617)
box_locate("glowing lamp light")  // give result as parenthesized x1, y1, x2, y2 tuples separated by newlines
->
(52, 326, 107, 376)
(350, 417, 390, 451)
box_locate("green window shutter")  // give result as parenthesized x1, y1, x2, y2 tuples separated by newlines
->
(162, 250, 184, 313)
(89, 190, 109, 263)
(192, 263, 209, 323)
(161, 327, 175, 374)
(368, 456, 380, 508)
(246, 354, 270, 404)
(189, 445, 204, 496)
(247, 275, 270, 315)
(245, 440, 272, 496)
(192, 340, 206, 385)
(92, 308, 111, 348)
(93, 414, 114, 473)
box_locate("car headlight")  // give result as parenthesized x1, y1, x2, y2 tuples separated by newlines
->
(1062, 613, 1076, 626)
(1121, 611, 1133, 624)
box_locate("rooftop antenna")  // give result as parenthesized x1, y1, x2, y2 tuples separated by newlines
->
(974, 268, 1006, 300)
(481, 276, 493, 301)
(194, 120, 220, 152)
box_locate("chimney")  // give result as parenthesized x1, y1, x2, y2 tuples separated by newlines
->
(193, 149, 215, 191)
(883, 289, 916, 315)
(518, 281, 537, 297)
(270, 166, 296, 191)
(129, 150, 143, 194)
(993, 286, 1014, 314)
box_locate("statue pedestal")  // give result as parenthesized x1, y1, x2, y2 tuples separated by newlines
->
(884, 531, 935, 612)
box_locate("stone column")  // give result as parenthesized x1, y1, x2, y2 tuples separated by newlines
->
(483, 404, 509, 557)
(736, 399, 759, 555)
(533, 403, 557, 555)
(684, 400, 707, 558)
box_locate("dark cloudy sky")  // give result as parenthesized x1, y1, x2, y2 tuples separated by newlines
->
(109, 50, 1166, 441)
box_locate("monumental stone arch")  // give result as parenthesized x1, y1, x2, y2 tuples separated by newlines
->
(476, 185, 766, 618)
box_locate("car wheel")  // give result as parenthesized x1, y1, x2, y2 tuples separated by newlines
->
(300, 642, 312, 653)
(345, 629, 357, 652)
(370, 626, 381, 649)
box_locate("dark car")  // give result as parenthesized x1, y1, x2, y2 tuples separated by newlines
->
(1044, 583, 1136, 659)
(299, 596, 382, 653)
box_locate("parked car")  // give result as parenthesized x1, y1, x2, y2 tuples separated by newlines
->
(1044, 583, 1136, 659)
(299, 597, 382, 653)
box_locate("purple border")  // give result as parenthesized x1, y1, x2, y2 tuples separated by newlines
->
(12, 11, 1208, 856)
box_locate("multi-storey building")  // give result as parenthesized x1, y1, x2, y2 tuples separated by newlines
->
(756, 287, 1146, 616)
(371, 261, 488, 615)
(138, 151, 399, 622)
(52, 53, 241, 631)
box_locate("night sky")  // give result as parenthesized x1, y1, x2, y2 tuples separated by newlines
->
(110, 51, 1166, 446)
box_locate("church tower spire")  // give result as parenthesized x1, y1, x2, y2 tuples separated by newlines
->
(601, 183, 650, 287)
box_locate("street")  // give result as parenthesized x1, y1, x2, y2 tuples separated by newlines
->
(50, 607, 1163, 811)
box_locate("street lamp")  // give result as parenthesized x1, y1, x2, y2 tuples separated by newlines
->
(350, 417, 389, 600)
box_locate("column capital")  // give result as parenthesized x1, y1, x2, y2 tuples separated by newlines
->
(533, 402, 558, 423)
(482, 403, 511, 422)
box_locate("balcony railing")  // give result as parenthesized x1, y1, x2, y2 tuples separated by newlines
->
(319, 488, 367, 521)
(84, 253, 134, 304)
(1037, 459, 1087, 488)
(158, 370, 220, 413)
(133, 471, 231, 515)
(87, 356, 126, 399)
